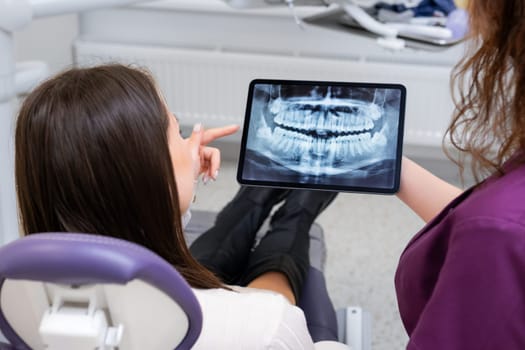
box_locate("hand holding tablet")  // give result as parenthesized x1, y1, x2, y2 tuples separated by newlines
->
(237, 79, 406, 194)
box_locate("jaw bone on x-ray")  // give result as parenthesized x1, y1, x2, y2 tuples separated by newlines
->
(242, 82, 404, 192)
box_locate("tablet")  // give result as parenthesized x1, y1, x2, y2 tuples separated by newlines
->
(237, 79, 406, 194)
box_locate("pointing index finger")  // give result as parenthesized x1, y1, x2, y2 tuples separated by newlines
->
(201, 125, 240, 145)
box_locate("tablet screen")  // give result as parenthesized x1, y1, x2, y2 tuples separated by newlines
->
(237, 79, 406, 194)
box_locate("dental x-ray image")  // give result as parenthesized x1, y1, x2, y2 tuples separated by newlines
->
(237, 79, 406, 194)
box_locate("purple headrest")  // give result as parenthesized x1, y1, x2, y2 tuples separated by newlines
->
(0, 233, 202, 350)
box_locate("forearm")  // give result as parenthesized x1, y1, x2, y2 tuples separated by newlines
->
(397, 157, 463, 223)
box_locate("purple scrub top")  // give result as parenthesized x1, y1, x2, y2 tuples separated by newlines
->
(395, 160, 525, 349)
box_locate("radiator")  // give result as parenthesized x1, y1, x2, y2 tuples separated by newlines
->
(74, 39, 455, 149)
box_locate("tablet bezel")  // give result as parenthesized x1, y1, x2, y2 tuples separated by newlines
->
(237, 79, 406, 194)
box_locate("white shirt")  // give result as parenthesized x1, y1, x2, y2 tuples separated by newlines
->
(191, 286, 316, 349)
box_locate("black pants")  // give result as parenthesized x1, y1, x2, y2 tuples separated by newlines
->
(189, 188, 319, 302)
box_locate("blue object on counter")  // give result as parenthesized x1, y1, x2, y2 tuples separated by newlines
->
(446, 8, 469, 39)
(376, 0, 457, 17)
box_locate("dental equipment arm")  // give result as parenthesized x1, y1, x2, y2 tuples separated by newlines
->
(339, 2, 404, 49)
(223, 0, 443, 50)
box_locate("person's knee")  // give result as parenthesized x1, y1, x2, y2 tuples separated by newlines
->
(247, 271, 297, 305)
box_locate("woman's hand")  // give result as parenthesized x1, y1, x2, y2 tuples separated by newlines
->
(201, 124, 240, 145)
(186, 123, 240, 183)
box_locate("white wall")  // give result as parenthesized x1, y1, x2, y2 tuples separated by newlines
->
(0, 16, 78, 246)
(14, 14, 78, 74)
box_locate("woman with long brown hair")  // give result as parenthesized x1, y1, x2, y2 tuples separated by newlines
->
(14, 64, 339, 349)
(395, 0, 525, 348)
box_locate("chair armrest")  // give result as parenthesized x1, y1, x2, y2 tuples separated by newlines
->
(314, 340, 352, 350)
(298, 267, 338, 342)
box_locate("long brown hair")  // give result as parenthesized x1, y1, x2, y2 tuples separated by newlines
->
(446, 0, 525, 182)
(15, 64, 223, 289)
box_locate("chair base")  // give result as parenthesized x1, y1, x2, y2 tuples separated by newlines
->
(336, 307, 372, 350)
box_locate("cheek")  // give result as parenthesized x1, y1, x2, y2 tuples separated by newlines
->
(175, 172, 194, 213)
(168, 134, 198, 213)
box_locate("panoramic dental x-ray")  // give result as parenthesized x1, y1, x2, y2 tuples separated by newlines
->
(238, 81, 405, 193)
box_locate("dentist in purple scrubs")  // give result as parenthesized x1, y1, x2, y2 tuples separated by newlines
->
(394, 1, 525, 349)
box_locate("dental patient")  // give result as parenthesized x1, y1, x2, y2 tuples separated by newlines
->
(14, 64, 339, 349)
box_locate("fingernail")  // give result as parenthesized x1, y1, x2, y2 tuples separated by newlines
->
(193, 123, 202, 133)
(213, 170, 219, 180)
(202, 175, 209, 184)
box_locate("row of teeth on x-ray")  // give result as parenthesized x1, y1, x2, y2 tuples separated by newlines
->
(268, 98, 386, 161)
(274, 112, 375, 134)
(272, 126, 387, 160)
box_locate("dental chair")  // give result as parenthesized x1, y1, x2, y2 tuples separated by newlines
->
(0, 210, 351, 349)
